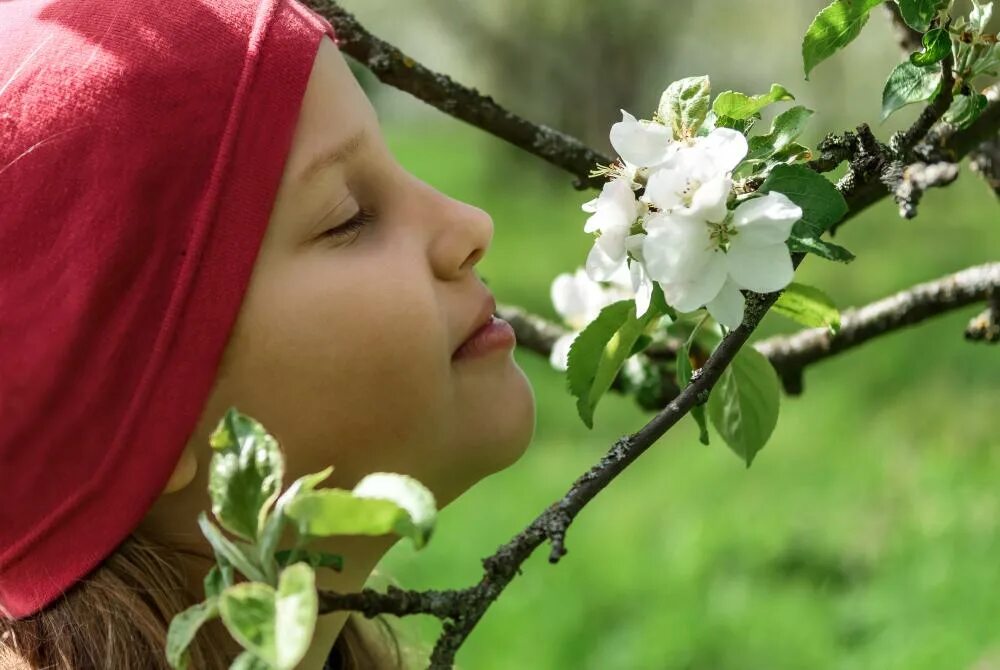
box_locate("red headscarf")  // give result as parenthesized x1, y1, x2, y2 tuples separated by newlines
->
(0, 0, 337, 618)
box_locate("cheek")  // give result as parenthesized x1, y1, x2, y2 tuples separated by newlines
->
(218, 249, 454, 484)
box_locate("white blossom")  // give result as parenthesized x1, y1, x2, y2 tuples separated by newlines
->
(643, 191, 802, 329)
(609, 109, 677, 169)
(642, 128, 747, 222)
(548, 265, 634, 370)
(582, 177, 642, 281)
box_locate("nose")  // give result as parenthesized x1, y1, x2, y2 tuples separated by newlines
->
(421, 181, 494, 281)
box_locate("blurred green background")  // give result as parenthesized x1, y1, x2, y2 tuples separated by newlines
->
(339, 1, 1000, 668)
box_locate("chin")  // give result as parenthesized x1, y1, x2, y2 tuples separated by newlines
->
(441, 360, 536, 508)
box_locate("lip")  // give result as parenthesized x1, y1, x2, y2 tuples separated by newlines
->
(452, 295, 517, 361)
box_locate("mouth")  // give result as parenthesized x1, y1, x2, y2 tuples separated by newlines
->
(452, 295, 517, 361)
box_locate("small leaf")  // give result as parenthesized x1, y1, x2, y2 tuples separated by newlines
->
(275, 549, 344, 571)
(802, 0, 885, 78)
(881, 61, 942, 122)
(203, 563, 233, 600)
(909, 28, 951, 66)
(166, 598, 219, 670)
(707, 347, 781, 467)
(747, 106, 814, 161)
(257, 467, 334, 582)
(944, 92, 988, 129)
(197, 512, 268, 583)
(208, 407, 285, 542)
(218, 563, 318, 670)
(352, 472, 438, 549)
(274, 563, 318, 670)
(788, 236, 856, 263)
(898, 0, 948, 32)
(285, 475, 438, 550)
(566, 299, 662, 428)
(219, 583, 277, 666)
(774, 283, 841, 333)
(676, 340, 710, 445)
(230, 652, 272, 670)
(712, 84, 795, 120)
(659, 75, 712, 138)
(759, 164, 849, 241)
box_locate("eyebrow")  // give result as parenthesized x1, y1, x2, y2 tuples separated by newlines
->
(297, 127, 369, 187)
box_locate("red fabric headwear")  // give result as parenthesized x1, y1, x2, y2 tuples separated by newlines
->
(0, 0, 336, 618)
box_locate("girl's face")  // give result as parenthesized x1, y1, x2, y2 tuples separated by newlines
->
(188, 36, 535, 506)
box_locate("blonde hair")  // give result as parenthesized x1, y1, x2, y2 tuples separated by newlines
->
(0, 532, 407, 669)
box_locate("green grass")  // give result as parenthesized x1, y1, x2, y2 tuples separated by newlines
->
(371, 120, 1000, 670)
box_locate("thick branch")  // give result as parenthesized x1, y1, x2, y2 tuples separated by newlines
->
(304, 0, 612, 190)
(756, 262, 1000, 386)
(501, 262, 1000, 395)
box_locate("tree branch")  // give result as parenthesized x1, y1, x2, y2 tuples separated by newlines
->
(500, 262, 1000, 396)
(304, 0, 612, 190)
(756, 262, 1000, 391)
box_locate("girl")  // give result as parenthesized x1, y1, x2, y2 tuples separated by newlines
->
(0, 0, 537, 667)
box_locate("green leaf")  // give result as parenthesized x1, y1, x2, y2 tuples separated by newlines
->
(898, 0, 948, 32)
(707, 347, 781, 467)
(712, 84, 795, 120)
(881, 61, 942, 122)
(203, 563, 233, 600)
(230, 652, 272, 670)
(759, 164, 849, 241)
(258, 467, 333, 583)
(566, 299, 662, 428)
(944, 92, 989, 129)
(910, 28, 951, 66)
(197, 512, 268, 583)
(747, 106, 814, 161)
(285, 473, 438, 550)
(676, 340, 710, 445)
(166, 598, 219, 670)
(275, 549, 344, 571)
(788, 236, 856, 263)
(802, 0, 885, 78)
(218, 563, 318, 670)
(351, 472, 438, 549)
(208, 407, 285, 542)
(659, 75, 712, 138)
(774, 283, 841, 333)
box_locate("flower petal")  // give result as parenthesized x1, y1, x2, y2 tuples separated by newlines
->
(630, 261, 653, 318)
(585, 241, 626, 282)
(643, 166, 688, 211)
(726, 241, 794, 293)
(731, 191, 801, 246)
(643, 214, 714, 286)
(686, 175, 732, 223)
(697, 128, 749, 175)
(658, 251, 727, 313)
(610, 109, 675, 168)
(705, 278, 745, 330)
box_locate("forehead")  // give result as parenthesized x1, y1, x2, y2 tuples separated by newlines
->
(283, 37, 375, 185)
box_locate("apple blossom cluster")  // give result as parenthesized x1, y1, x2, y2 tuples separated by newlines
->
(578, 109, 804, 330)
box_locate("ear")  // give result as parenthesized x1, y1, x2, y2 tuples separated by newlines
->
(161, 443, 199, 495)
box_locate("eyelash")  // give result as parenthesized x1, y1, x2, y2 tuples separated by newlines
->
(323, 206, 375, 241)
